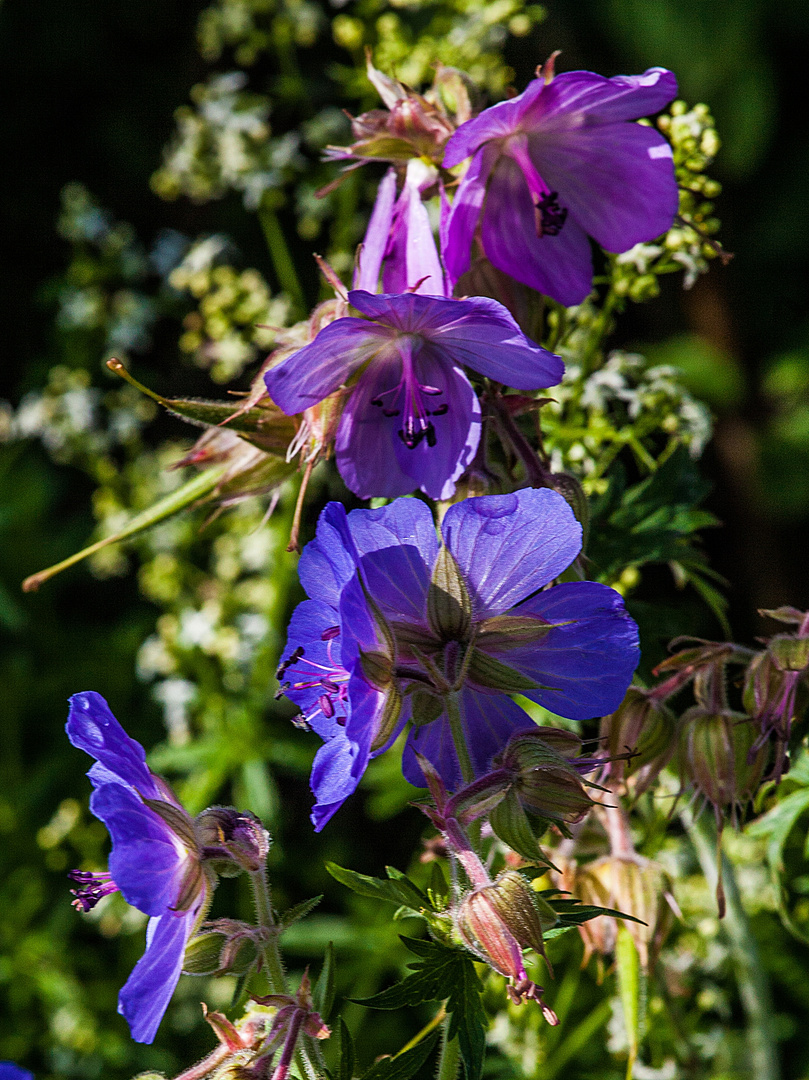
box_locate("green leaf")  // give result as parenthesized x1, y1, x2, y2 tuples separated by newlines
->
(313, 942, 336, 1020)
(748, 789, 809, 872)
(336, 1017, 355, 1080)
(280, 894, 324, 930)
(326, 862, 428, 910)
(354, 937, 486, 1080)
(359, 1030, 440, 1080)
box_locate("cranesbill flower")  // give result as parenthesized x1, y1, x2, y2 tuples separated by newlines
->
(265, 289, 562, 500)
(277, 489, 639, 828)
(442, 67, 678, 306)
(0, 1065, 34, 1080)
(67, 692, 210, 1043)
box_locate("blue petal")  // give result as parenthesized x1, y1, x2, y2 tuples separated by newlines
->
(67, 692, 161, 800)
(91, 784, 191, 916)
(118, 908, 196, 1043)
(402, 688, 537, 791)
(339, 540, 432, 630)
(441, 488, 582, 617)
(344, 496, 438, 565)
(501, 581, 640, 719)
(0, 1065, 34, 1080)
(298, 502, 357, 604)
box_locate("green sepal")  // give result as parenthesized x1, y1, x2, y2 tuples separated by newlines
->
(466, 649, 545, 692)
(427, 544, 472, 642)
(488, 788, 552, 865)
(475, 614, 570, 650)
(313, 941, 336, 1020)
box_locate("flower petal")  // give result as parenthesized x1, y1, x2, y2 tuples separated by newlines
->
(441, 488, 582, 617)
(531, 122, 677, 253)
(264, 318, 392, 415)
(504, 581, 640, 718)
(91, 783, 190, 916)
(336, 350, 481, 500)
(118, 908, 196, 1043)
(443, 91, 540, 166)
(382, 170, 446, 297)
(480, 155, 594, 306)
(297, 503, 359, 605)
(441, 146, 496, 284)
(67, 692, 162, 800)
(354, 166, 397, 292)
(402, 687, 536, 791)
(521, 68, 678, 128)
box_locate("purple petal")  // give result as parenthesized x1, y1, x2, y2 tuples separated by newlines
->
(339, 546, 430, 642)
(440, 146, 496, 285)
(344, 495, 438, 564)
(402, 687, 536, 791)
(90, 783, 191, 916)
(443, 92, 538, 167)
(119, 907, 196, 1043)
(264, 318, 393, 415)
(441, 488, 582, 617)
(310, 733, 364, 831)
(354, 167, 397, 292)
(67, 692, 161, 800)
(335, 347, 481, 500)
(522, 68, 678, 128)
(480, 155, 594, 306)
(531, 123, 677, 253)
(382, 175, 446, 297)
(503, 581, 640, 718)
(278, 600, 349, 737)
(0, 1066, 33, 1080)
(423, 295, 563, 389)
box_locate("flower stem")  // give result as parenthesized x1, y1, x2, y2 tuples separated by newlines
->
(445, 691, 475, 787)
(436, 1017, 460, 1080)
(680, 806, 780, 1080)
(249, 868, 287, 995)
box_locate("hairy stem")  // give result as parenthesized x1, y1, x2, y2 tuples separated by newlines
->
(435, 1017, 461, 1080)
(249, 868, 288, 995)
(445, 691, 475, 787)
(680, 806, 781, 1080)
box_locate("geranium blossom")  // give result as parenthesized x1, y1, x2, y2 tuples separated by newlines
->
(442, 67, 678, 306)
(276, 489, 639, 828)
(67, 692, 209, 1043)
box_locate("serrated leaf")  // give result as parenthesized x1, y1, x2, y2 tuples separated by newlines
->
(336, 1018, 355, 1080)
(313, 942, 335, 1020)
(326, 862, 428, 910)
(280, 894, 324, 930)
(359, 1031, 440, 1080)
(354, 938, 486, 1080)
(747, 788, 809, 872)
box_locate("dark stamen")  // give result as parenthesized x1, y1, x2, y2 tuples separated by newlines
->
(535, 191, 567, 237)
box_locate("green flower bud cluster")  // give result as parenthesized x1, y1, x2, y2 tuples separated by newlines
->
(170, 241, 289, 383)
(541, 350, 712, 494)
(198, 0, 325, 66)
(152, 73, 304, 210)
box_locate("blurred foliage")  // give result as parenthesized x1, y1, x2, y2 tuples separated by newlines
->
(0, 0, 807, 1078)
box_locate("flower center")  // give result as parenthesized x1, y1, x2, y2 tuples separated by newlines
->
(68, 869, 119, 911)
(276, 627, 351, 728)
(370, 337, 448, 450)
(505, 135, 568, 239)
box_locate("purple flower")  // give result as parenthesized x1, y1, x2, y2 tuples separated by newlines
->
(0, 1065, 34, 1080)
(442, 68, 678, 306)
(67, 692, 209, 1044)
(277, 489, 639, 828)
(265, 289, 562, 500)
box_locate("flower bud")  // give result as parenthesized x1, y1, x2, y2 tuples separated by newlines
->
(601, 688, 676, 793)
(496, 730, 596, 828)
(196, 807, 271, 874)
(681, 707, 767, 816)
(184, 919, 262, 976)
(457, 871, 555, 979)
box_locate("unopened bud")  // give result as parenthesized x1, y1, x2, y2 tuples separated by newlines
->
(601, 688, 676, 792)
(184, 920, 262, 976)
(682, 707, 767, 815)
(497, 730, 595, 828)
(457, 871, 555, 979)
(196, 807, 271, 874)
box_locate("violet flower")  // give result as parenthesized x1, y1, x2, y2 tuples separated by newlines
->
(265, 160, 562, 500)
(0, 1066, 34, 1080)
(442, 67, 678, 306)
(276, 489, 639, 828)
(67, 692, 209, 1044)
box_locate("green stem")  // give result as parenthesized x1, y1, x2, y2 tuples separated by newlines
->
(435, 1017, 461, 1080)
(445, 691, 475, 786)
(249, 868, 287, 995)
(258, 197, 306, 320)
(680, 807, 781, 1080)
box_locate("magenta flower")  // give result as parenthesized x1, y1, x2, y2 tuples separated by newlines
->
(67, 692, 209, 1043)
(265, 289, 562, 500)
(442, 68, 679, 306)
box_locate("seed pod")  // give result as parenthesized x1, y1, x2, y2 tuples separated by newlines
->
(682, 707, 767, 816)
(601, 688, 676, 792)
(457, 871, 556, 978)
